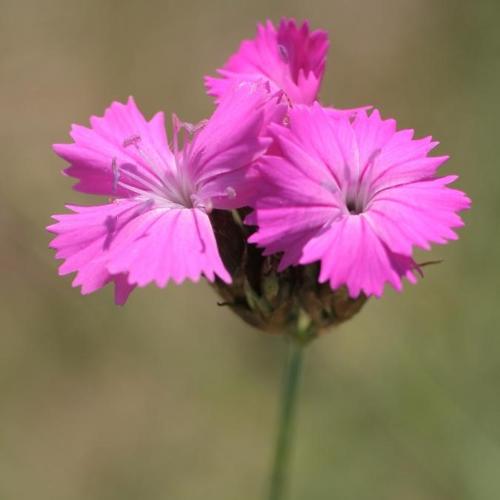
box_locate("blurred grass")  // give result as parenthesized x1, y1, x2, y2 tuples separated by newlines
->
(1, 0, 499, 499)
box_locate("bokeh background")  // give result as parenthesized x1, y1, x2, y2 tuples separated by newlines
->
(1, 1, 499, 499)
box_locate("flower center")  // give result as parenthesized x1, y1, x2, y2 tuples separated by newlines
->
(345, 196, 364, 215)
(342, 148, 382, 215)
(115, 134, 235, 214)
(116, 135, 193, 209)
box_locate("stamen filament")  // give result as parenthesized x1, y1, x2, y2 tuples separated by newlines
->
(118, 167, 166, 197)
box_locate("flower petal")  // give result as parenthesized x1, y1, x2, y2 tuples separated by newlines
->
(48, 199, 230, 303)
(113, 274, 136, 305)
(247, 156, 343, 274)
(187, 81, 281, 188)
(48, 200, 143, 302)
(205, 18, 328, 105)
(54, 97, 174, 197)
(352, 110, 448, 193)
(302, 215, 418, 297)
(107, 207, 231, 286)
(365, 176, 471, 255)
(271, 104, 359, 188)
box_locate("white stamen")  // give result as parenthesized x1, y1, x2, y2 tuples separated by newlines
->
(122, 135, 141, 148)
(191, 194, 213, 213)
(116, 128, 206, 212)
(181, 119, 208, 135)
(171, 114, 181, 158)
(123, 134, 166, 182)
(117, 181, 153, 198)
(111, 157, 120, 192)
(117, 166, 165, 197)
(204, 198, 213, 213)
(278, 44, 289, 63)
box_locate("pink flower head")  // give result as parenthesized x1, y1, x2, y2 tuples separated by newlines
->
(205, 18, 329, 106)
(48, 82, 283, 304)
(247, 104, 471, 298)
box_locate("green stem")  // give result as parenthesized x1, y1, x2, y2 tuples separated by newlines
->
(268, 339, 305, 500)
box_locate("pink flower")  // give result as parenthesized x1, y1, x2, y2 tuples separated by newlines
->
(205, 18, 329, 106)
(247, 104, 471, 298)
(48, 83, 282, 304)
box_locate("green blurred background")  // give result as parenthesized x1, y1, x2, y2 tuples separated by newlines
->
(1, 1, 499, 499)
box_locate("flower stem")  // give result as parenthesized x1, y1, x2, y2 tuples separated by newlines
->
(268, 338, 305, 500)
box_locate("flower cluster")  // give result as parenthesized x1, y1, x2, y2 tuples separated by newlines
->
(49, 19, 470, 336)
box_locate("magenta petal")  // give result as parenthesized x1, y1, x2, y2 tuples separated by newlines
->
(324, 105, 373, 119)
(48, 201, 142, 301)
(303, 216, 417, 297)
(107, 207, 230, 287)
(205, 18, 329, 105)
(247, 152, 342, 261)
(48, 200, 230, 303)
(352, 110, 449, 192)
(272, 104, 359, 187)
(187, 82, 279, 188)
(113, 274, 136, 305)
(366, 176, 471, 255)
(54, 97, 174, 197)
(200, 165, 261, 210)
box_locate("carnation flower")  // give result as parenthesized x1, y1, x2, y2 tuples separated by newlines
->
(205, 18, 329, 106)
(247, 104, 471, 298)
(48, 83, 282, 304)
